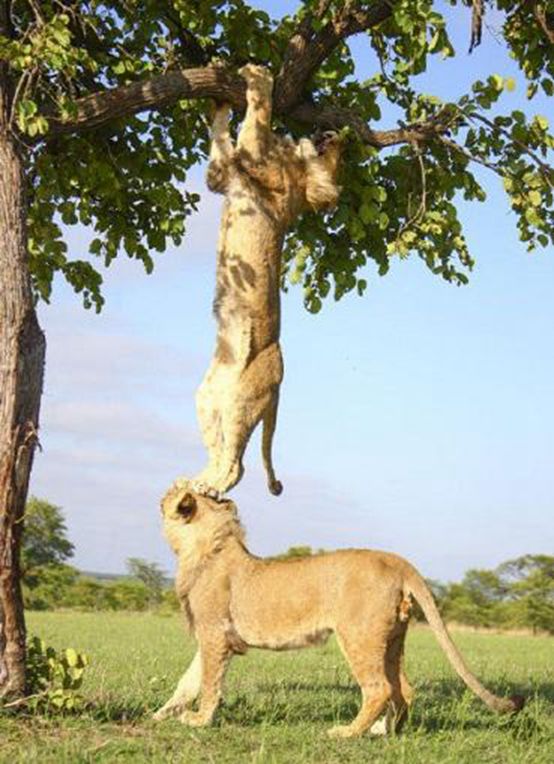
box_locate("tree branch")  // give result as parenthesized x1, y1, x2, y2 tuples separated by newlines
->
(274, 0, 395, 112)
(159, 2, 213, 66)
(437, 134, 505, 175)
(469, 111, 554, 184)
(46, 66, 244, 136)
(289, 101, 454, 148)
(529, 0, 554, 44)
(44, 60, 455, 154)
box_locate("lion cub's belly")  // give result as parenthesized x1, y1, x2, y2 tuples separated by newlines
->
(237, 625, 333, 651)
(229, 569, 335, 651)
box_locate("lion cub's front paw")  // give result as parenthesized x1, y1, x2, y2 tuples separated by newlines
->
(153, 704, 180, 722)
(327, 724, 360, 739)
(179, 710, 212, 728)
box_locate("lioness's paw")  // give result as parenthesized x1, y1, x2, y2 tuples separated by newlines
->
(179, 710, 212, 728)
(190, 480, 223, 501)
(239, 64, 273, 87)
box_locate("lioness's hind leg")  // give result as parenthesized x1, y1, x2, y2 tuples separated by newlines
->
(153, 650, 202, 721)
(206, 343, 283, 494)
(329, 632, 392, 738)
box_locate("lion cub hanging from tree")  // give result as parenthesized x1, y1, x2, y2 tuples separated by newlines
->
(193, 64, 341, 497)
(154, 483, 523, 737)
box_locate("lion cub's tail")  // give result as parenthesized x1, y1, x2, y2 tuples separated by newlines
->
(405, 567, 524, 715)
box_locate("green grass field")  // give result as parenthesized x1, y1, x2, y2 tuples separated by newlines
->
(1, 612, 552, 763)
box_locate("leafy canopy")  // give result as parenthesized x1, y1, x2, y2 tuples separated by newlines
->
(22, 497, 75, 574)
(0, 0, 552, 313)
(126, 557, 166, 603)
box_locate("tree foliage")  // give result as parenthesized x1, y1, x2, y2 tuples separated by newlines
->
(22, 497, 75, 577)
(440, 555, 554, 633)
(126, 557, 166, 605)
(0, 0, 551, 313)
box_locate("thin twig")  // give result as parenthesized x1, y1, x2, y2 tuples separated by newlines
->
(437, 134, 505, 175)
(468, 111, 554, 185)
(1, 691, 44, 709)
(399, 146, 427, 235)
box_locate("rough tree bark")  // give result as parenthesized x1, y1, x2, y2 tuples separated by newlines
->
(0, 4, 46, 698)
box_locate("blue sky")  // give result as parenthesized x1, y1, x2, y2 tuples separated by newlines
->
(29, 2, 553, 582)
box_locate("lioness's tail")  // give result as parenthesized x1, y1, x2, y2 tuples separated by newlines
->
(405, 567, 524, 714)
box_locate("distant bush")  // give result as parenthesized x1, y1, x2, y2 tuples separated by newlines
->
(434, 555, 554, 634)
(23, 565, 178, 613)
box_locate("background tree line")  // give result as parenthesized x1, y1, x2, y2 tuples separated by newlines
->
(24, 498, 554, 633)
(22, 498, 178, 614)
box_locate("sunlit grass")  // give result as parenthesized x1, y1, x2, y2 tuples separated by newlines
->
(0, 611, 552, 763)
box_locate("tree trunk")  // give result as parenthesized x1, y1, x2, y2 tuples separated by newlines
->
(0, 56, 46, 698)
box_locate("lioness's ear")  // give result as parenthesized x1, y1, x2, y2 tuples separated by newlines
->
(176, 492, 197, 522)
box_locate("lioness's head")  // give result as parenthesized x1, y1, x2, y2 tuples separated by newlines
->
(160, 480, 242, 557)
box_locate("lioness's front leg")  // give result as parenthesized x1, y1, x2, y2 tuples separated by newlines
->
(206, 103, 233, 194)
(153, 650, 202, 721)
(236, 65, 283, 191)
(179, 632, 231, 728)
(237, 64, 273, 161)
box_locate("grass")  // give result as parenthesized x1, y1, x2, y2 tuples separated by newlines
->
(0, 611, 552, 763)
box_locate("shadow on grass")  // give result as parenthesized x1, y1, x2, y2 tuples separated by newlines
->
(217, 677, 553, 738)
(85, 699, 151, 723)
(19, 677, 548, 737)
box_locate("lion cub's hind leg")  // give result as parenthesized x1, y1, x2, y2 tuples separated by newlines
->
(370, 623, 414, 736)
(328, 628, 392, 739)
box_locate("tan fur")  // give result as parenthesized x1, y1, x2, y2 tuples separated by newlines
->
(154, 483, 522, 737)
(193, 64, 341, 497)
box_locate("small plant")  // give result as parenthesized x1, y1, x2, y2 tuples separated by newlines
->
(25, 636, 88, 711)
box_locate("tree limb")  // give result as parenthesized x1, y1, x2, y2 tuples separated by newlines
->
(529, 0, 554, 44)
(469, 111, 554, 184)
(159, 2, 213, 66)
(437, 134, 504, 175)
(289, 101, 454, 148)
(274, 0, 395, 112)
(46, 66, 243, 136)
(44, 61, 454, 153)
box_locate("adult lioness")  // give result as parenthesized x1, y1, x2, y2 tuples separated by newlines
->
(193, 63, 341, 497)
(154, 482, 523, 738)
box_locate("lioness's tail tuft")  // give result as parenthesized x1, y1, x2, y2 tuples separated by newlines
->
(509, 694, 525, 713)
